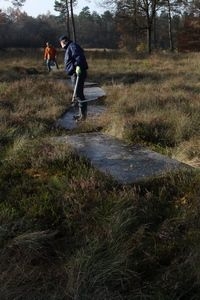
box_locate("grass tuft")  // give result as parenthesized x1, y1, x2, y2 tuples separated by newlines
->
(0, 49, 200, 300)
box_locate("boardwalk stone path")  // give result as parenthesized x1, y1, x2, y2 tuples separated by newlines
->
(56, 133, 189, 184)
(56, 84, 106, 130)
(55, 81, 191, 184)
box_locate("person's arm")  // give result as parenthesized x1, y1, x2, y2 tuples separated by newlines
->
(71, 43, 88, 70)
(64, 46, 74, 75)
(72, 45, 83, 67)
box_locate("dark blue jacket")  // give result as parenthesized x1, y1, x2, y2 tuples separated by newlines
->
(64, 41, 88, 76)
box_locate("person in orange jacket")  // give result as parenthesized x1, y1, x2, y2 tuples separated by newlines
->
(44, 42, 59, 72)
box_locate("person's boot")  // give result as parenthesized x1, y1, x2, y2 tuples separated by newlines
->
(73, 113, 86, 122)
(81, 104, 87, 120)
(73, 107, 87, 122)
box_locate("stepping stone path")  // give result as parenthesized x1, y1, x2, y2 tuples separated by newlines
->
(56, 133, 190, 184)
(55, 81, 191, 184)
(56, 83, 106, 130)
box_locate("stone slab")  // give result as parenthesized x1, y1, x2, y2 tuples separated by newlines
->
(67, 80, 98, 87)
(56, 105, 106, 130)
(64, 80, 106, 102)
(84, 86, 106, 101)
(66, 79, 105, 99)
(56, 83, 106, 130)
(84, 82, 98, 87)
(55, 133, 191, 184)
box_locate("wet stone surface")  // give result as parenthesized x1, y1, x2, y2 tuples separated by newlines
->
(66, 79, 105, 99)
(56, 84, 106, 130)
(55, 133, 191, 184)
(83, 86, 106, 101)
(56, 105, 106, 130)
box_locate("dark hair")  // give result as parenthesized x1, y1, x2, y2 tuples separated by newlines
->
(59, 35, 69, 42)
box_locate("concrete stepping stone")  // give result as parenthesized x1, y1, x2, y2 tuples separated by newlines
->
(84, 86, 106, 102)
(66, 79, 106, 98)
(56, 105, 106, 130)
(56, 84, 106, 130)
(65, 79, 106, 102)
(84, 82, 99, 87)
(55, 133, 191, 184)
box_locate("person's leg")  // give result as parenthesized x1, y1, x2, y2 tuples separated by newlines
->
(46, 59, 51, 72)
(71, 74, 79, 107)
(76, 71, 87, 120)
(55, 59, 59, 69)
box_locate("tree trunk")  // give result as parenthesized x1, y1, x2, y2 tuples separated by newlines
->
(147, 26, 152, 54)
(65, 0, 70, 38)
(167, 0, 174, 51)
(153, 12, 157, 49)
(70, 0, 76, 42)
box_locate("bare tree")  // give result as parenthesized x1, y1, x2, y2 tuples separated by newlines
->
(166, 0, 174, 51)
(69, 0, 76, 41)
(54, 0, 77, 41)
(101, 0, 161, 53)
(159, 0, 189, 51)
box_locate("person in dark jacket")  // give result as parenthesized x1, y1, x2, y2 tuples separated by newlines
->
(59, 35, 88, 121)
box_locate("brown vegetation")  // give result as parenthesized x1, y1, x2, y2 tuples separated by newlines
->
(0, 49, 200, 300)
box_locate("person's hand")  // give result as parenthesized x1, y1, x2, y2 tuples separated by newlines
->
(76, 66, 81, 75)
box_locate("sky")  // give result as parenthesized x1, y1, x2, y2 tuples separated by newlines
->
(0, 0, 105, 17)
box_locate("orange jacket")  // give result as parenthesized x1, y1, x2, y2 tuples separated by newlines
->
(44, 46, 57, 60)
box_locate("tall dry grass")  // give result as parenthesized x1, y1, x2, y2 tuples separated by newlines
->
(0, 49, 200, 300)
(89, 52, 200, 168)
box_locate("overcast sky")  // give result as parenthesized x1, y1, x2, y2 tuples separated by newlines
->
(0, 0, 105, 17)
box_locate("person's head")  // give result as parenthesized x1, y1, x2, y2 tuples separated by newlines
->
(46, 42, 52, 47)
(59, 35, 69, 48)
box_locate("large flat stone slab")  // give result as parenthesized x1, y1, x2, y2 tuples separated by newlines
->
(55, 133, 191, 184)
(56, 82, 106, 129)
(56, 105, 106, 130)
(66, 80, 106, 101)
(84, 86, 106, 101)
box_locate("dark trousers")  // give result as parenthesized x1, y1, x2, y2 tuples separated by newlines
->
(71, 70, 87, 117)
(46, 59, 59, 71)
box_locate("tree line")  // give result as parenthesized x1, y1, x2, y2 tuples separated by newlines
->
(0, 0, 200, 52)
